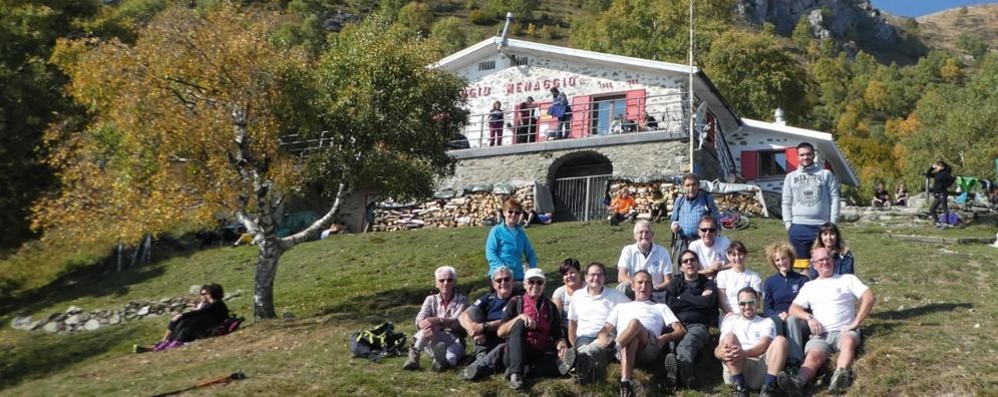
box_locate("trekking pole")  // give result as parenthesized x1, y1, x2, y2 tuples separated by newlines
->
(150, 371, 247, 397)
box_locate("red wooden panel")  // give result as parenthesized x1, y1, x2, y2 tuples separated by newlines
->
(741, 151, 759, 180)
(785, 147, 799, 172)
(625, 89, 646, 128)
(570, 95, 592, 138)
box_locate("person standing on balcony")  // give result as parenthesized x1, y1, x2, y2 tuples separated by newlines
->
(548, 87, 571, 140)
(516, 96, 537, 144)
(488, 100, 505, 146)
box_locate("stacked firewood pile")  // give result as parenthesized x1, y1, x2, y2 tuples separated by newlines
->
(369, 180, 766, 232)
(370, 186, 535, 232)
(607, 181, 765, 216)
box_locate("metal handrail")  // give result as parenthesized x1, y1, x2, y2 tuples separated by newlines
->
(451, 92, 696, 149)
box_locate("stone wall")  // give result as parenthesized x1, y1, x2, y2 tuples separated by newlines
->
(440, 137, 690, 189)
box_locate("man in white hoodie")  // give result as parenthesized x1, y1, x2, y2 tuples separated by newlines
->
(781, 142, 840, 272)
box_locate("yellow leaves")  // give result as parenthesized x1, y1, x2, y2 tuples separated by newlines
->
(940, 58, 963, 82)
(863, 80, 889, 111)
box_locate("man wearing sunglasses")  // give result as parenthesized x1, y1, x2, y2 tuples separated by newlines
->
(779, 248, 875, 396)
(664, 250, 720, 389)
(687, 216, 731, 278)
(460, 267, 516, 380)
(496, 268, 571, 390)
(715, 287, 790, 397)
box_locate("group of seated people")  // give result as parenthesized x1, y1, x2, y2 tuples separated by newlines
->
(403, 214, 874, 397)
(871, 182, 908, 208)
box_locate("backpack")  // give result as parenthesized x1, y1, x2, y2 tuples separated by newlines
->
(207, 315, 245, 337)
(349, 322, 407, 361)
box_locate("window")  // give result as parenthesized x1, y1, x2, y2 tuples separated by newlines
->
(514, 56, 529, 66)
(478, 60, 495, 71)
(590, 94, 627, 135)
(758, 150, 789, 177)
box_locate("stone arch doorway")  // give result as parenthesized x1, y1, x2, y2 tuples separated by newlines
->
(549, 152, 613, 221)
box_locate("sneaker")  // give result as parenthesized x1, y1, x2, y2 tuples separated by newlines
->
(402, 348, 421, 371)
(509, 373, 524, 390)
(663, 353, 678, 387)
(778, 371, 805, 397)
(431, 342, 450, 372)
(558, 347, 576, 376)
(133, 344, 148, 354)
(828, 367, 853, 394)
(619, 380, 635, 397)
(760, 383, 781, 397)
(732, 382, 750, 397)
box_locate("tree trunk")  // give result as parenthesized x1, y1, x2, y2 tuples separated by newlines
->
(253, 237, 284, 319)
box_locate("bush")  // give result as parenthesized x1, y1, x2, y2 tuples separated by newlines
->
(469, 10, 492, 25)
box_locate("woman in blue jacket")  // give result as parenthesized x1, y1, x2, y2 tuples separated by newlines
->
(485, 198, 538, 291)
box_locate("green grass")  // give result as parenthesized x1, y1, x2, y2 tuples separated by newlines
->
(1, 218, 997, 396)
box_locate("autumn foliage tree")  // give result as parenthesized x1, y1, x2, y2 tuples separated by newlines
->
(37, 5, 467, 319)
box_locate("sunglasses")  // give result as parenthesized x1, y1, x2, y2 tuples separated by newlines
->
(526, 279, 545, 286)
(505, 210, 522, 215)
(681, 257, 697, 263)
(699, 228, 716, 233)
(437, 278, 454, 283)
(494, 277, 512, 284)
(738, 300, 757, 307)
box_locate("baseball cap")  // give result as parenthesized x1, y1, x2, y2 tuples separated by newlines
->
(524, 268, 545, 281)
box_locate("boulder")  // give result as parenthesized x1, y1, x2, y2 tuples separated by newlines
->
(84, 319, 101, 331)
(66, 305, 83, 314)
(11, 316, 33, 331)
(137, 306, 150, 316)
(43, 321, 64, 333)
(109, 314, 121, 325)
(190, 285, 203, 294)
(65, 314, 81, 326)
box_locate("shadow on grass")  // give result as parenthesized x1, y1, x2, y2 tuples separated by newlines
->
(0, 324, 143, 390)
(0, 265, 167, 317)
(870, 302, 973, 321)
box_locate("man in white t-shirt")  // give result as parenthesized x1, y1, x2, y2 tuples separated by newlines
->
(617, 220, 673, 302)
(686, 216, 730, 277)
(567, 262, 630, 384)
(715, 287, 789, 397)
(596, 271, 685, 397)
(778, 248, 875, 396)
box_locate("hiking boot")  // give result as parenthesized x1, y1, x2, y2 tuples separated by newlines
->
(574, 351, 593, 384)
(430, 342, 450, 372)
(759, 382, 781, 397)
(461, 358, 489, 381)
(677, 358, 696, 388)
(778, 371, 805, 397)
(731, 382, 750, 397)
(133, 344, 148, 354)
(558, 347, 576, 376)
(509, 373, 524, 390)
(663, 353, 678, 387)
(828, 367, 853, 394)
(619, 380, 635, 397)
(402, 347, 421, 371)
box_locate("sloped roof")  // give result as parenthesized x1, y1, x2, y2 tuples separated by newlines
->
(740, 118, 860, 186)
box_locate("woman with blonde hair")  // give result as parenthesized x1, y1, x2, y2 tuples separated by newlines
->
(762, 243, 808, 337)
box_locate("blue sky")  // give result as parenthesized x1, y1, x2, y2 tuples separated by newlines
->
(872, 0, 998, 17)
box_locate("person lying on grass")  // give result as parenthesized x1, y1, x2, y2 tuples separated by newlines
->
(135, 283, 229, 353)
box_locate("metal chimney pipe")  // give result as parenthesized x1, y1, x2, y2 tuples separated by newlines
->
(498, 12, 514, 51)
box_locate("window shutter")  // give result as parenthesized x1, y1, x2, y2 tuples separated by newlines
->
(570, 95, 592, 138)
(625, 89, 647, 127)
(741, 151, 758, 180)
(784, 147, 799, 172)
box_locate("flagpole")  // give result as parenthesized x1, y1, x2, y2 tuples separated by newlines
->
(688, 0, 695, 173)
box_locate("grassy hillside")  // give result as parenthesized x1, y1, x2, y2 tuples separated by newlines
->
(1, 218, 998, 395)
(915, 4, 998, 58)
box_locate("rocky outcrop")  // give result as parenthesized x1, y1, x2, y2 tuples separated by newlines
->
(735, 0, 902, 43)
